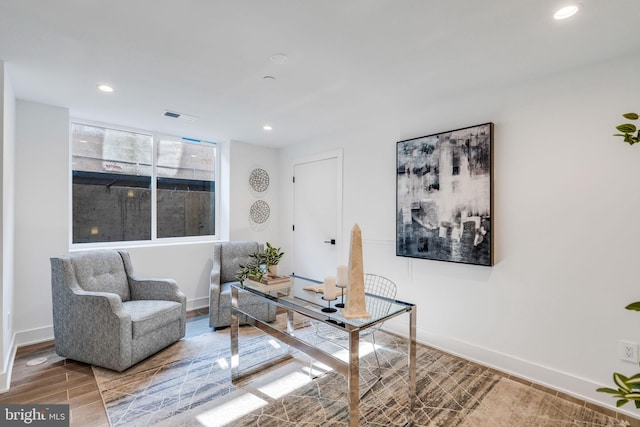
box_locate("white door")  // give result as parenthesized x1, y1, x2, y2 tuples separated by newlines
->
(293, 155, 341, 281)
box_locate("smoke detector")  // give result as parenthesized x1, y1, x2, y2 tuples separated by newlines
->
(270, 53, 289, 65)
(162, 110, 199, 123)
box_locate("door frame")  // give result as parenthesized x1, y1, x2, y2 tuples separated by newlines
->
(292, 149, 344, 275)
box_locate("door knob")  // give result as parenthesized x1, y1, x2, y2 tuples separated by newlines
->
(324, 239, 336, 245)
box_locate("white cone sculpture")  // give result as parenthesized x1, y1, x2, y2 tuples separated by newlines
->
(342, 224, 370, 319)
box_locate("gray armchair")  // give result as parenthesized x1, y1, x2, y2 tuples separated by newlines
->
(209, 241, 276, 329)
(50, 250, 186, 372)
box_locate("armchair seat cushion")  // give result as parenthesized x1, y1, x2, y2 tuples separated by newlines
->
(123, 300, 184, 339)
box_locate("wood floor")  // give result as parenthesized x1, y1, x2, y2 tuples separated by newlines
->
(1, 308, 638, 427)
(0, 340, 109, 426)
(0, 309, 209, 426)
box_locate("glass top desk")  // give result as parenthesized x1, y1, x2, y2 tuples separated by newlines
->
(230, 275, 416, 427)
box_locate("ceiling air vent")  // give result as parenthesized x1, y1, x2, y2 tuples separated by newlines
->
(162, 110, 199, 123)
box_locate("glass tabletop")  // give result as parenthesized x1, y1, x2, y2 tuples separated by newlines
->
(236, 275, 414, 330)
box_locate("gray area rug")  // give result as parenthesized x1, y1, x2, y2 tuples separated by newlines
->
(94, 315, 625, 426)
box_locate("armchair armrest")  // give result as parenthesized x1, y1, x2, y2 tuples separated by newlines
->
(72, 288, 128, 317)
(118, 250, 186, 303)
(209, 246, 223, 328)
(129, 277, 186, 303)
(210, 268, 221, 290)
(210, 242, 223, 299)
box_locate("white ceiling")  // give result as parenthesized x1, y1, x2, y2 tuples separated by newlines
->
(1, 1, 639, 147)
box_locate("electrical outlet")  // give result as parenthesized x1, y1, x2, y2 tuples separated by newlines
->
(620, 340, 638, 363)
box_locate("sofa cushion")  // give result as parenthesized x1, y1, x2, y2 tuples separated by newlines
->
(122, 300, 183, 339)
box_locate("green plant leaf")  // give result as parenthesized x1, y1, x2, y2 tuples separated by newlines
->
(617, 399, 629, 407)
(617, 124, 637, 134)
(596, 387, 620, 394)
(614, 373, 632, 392)
(635, 399, 640, 409)
(622, 113, 639, 120)
(624, 392, 640, 399)
(625, 302, 640, 311)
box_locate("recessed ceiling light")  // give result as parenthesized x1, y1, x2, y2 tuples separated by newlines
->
(263, 125, 273, 131)
(191, 154, 197, 158)
(263, 76, 276, 81)
(554, 5, 579, 20)
(79, 140, 87, 143)
(97, 84, 114, 93)
(270, 54, 289, 65)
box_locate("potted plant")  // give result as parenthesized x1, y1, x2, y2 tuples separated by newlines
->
(234, 242, 284, 283)
(597, 113, 640, 407)
(234, 262, 265, 284)
(262, 242, 284, 277)
(596, 299, 640, 408)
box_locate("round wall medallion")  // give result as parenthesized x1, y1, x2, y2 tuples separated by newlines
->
(249, 168, 270, 193)
(250, 200, 270, 224)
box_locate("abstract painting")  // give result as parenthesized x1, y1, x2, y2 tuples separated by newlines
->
(396, 123, 493, 266)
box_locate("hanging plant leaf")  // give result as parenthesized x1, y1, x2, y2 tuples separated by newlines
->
(626, 374, 640, 384)
(625, 302, 640, 311)
(622, 113, 639, 120)
(595, 387, 620, 394)
(616, 124, 637, 134)
(617, 399, 630, 407)
(614, 373, 631, 392)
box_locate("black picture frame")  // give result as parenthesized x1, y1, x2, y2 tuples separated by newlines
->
(396, 123, 493, 266)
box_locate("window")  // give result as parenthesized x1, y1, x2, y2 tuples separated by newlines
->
(155, 135, 216, 238)
(71, 122, 217, 244)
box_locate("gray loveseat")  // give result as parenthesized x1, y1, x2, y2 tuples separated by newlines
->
(209, 241, 277, 329)
(50, 250, 186, 372)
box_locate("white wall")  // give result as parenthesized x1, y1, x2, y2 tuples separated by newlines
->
(229, 140, 281, 246)
(0, 61, 16, 389)
(278, 54, 640, 416)
(13, 101, 69, 344)
(9, 109, 280, 345)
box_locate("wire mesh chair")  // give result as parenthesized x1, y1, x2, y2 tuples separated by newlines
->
(311, 274, 397, 380)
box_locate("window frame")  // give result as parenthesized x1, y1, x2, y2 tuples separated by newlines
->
(69, 119, 220, 249)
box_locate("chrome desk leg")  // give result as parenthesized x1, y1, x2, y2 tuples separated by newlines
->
(230, 286, 240, 380)
(348, 328, 360, 427)
(287, 309, 295, 356)
(408, 306, 417, 424)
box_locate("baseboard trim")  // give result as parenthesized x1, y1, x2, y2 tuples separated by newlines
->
(14, 326, 54, 348)
(187, 296, 209, 311)
(383, 324, 640, 421)
(0, 333, 17, 393)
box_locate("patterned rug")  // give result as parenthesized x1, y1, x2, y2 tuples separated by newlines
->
(93, 315, 626, 426)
